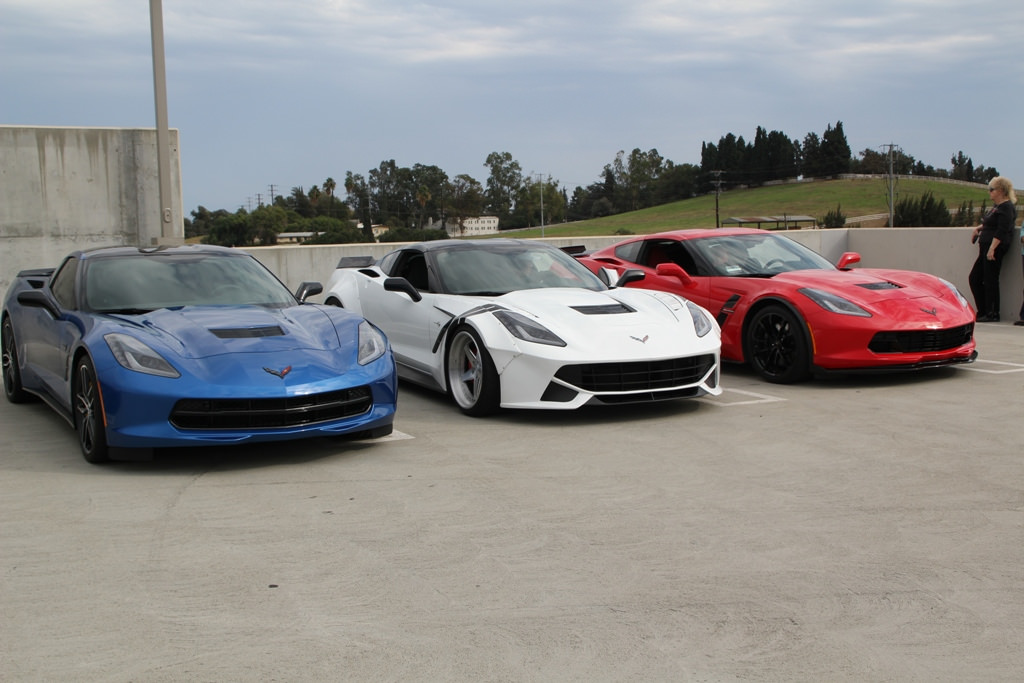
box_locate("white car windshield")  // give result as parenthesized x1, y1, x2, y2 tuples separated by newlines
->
(434, 245, 606, 295)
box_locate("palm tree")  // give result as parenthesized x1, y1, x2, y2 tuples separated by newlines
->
(323, 177, 336, 217)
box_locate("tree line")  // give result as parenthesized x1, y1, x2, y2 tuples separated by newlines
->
(187, 120, 999, 246)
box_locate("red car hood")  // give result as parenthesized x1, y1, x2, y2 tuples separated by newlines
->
(771, 268, 956, 304)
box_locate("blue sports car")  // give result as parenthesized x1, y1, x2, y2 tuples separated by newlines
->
(1, 244, 397, 463)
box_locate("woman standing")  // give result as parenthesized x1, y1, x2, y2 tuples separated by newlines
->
(970, 176, 1017, 322)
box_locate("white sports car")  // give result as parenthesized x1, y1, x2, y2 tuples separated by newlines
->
(324, 239, 722, 415)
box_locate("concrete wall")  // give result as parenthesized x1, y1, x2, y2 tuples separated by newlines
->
(0, 125, 183, 295)
(243, 227, 1024, 321)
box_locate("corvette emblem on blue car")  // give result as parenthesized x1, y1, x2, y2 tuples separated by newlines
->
(263, 365, 292, 379)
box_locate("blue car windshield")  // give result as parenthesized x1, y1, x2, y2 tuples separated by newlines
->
(84, 252, 297, 312)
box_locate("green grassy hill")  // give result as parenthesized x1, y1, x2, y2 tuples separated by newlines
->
(508, 176, 989, 239)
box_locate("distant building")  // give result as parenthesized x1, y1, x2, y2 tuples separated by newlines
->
(444, 216, 500, 237)
(356, 223, 391, 241)
(276, 231, 321, 244)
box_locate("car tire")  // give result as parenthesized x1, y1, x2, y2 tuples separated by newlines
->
(73, 355, 110, 464)
(446, 325, 500, 416)
(745, 304, 811, 384)
(2, 317, 32, 404)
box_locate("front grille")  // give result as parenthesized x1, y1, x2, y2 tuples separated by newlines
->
(171, 387, 372, 430)
(868, 323, 974, 354)
(554, 354, 716, 392)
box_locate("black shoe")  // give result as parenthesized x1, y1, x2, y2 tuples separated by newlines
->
(976, 314, 1000, 322)
(1014, 320, 1024, 326)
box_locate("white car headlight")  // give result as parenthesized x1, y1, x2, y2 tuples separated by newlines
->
(685, 300, 714, 338)
(493, 310, 566, 347)
(799, 288, 871, 317)
(104, 333, 180, 378)
(357, 320, 388, 365)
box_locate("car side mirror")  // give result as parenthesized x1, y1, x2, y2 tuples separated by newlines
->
(17, 289, 61, 318)
(294, 281, 323, 302)
(614, 269, 646, 287)
(836, 252, 861, 270)
(655, 262, 696, 288)
(384, 277, 423, 302)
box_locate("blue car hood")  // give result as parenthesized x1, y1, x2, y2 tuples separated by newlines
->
(126, 305, 344, 360)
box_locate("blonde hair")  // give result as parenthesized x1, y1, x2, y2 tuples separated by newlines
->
(989, 175, 1016, 204)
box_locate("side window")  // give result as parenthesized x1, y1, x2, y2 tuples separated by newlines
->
(397, 253, 430, 291)
(377, 251, 399, 276)
(613, 241, 643, 264)
(49, 257, 79, 310)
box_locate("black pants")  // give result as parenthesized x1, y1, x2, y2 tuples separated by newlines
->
(1020, 254, 1024, 321)
(969, 243, 1007, 317)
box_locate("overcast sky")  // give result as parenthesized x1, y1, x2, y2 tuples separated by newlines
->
(3, 0, 1022, 215)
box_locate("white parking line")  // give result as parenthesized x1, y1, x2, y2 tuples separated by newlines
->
(959, 359, 1024, 374)
(700, 388, 787, 406)
(354, 429, 414, 442)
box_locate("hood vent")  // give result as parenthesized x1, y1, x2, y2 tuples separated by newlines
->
(210, 326, 285, 339)
(857, 281, 901, 290)
(570, 303, 635, 315)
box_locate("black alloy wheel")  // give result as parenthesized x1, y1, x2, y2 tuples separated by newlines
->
(2, 318, 31, 403)
(746, 305, 810, 384)
(73, 356, 110, 463)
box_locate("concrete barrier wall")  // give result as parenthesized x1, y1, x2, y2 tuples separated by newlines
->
(243, 227, 1024, 320)
(0, 125, 182, 295)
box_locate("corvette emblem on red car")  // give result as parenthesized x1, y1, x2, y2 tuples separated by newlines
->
(263, 365, 292, 379)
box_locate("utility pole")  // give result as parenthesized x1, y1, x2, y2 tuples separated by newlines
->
(149, 0, 177, 243)
(881, 143, 899, 227)
(711, 170, 723, 228)
(534, 173, 547, 237)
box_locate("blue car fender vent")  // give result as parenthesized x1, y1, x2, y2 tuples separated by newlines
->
(554, 354, 717, 392)
(868, 323, 974, 354)
(210, 326, 285, 339)
(170, 386, 372, 430)
(570, 303, 635, 315)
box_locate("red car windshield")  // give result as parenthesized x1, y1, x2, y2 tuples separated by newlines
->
(688, 233, 835, 277)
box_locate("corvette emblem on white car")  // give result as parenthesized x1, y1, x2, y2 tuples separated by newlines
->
(631, 335, 650, 343)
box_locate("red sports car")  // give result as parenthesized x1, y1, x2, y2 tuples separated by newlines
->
(577, 228, 977, 383)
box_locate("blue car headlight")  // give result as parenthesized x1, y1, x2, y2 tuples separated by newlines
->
(493, 310, 566, 347)
(798, 288, 871, 317)
(104, 333, 180, 378)
(357, 320, 388, 365)
(685, 300, 714, 338)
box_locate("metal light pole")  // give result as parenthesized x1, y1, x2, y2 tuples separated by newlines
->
(150, 0, 176, 242)
(534, 173, 546, 238)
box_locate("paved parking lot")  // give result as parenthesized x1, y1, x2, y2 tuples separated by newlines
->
(2, 324, 1022, 681)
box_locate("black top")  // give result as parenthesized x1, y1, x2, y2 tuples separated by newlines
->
(979, 200, 1016, 247)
